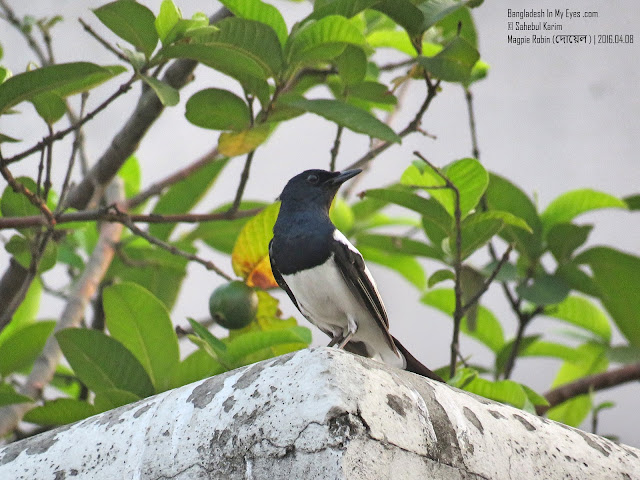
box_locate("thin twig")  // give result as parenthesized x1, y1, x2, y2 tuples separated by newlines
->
(127, 147, 220, 209)
(0, 162, 56, 225)
(537, 363, 640, 415)
(78, 17, 129, 63)
(502, 305, 544, 379)
(461, 244, 513, 313)
(413, 151, 462, 378)
(0, 0, 48, 64)
(2, 75, 137, 166)
(43, 124, 54, 202)
(329, 125, 343, 172)
(379, 58, 416, 71)
(114, 207, 233, 281)
(464, 88, 480, 159)
(230, 150, 256, 213)
(0, 208, 261, 230)
(345, 78, 441, 171)
(55, 124, 82, 214)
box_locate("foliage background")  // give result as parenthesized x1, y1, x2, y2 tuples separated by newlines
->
(0, 0, 638, 445)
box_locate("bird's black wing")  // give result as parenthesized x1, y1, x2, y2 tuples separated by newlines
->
(330, 231, 396, 351)
(269, 239, 300, 311)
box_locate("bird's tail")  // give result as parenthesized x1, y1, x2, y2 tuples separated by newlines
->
(392, 336, 444, 383)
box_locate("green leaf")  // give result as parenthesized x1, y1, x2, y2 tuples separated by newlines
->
(218, 124, 272, 157)
(358, 245, 426, 289)
(0, 62, 126, 116)
(516, 273, 570, 306)
(0, 383, 32, 407)
(225, 327, 312, 365)
(419, 0, 478, 32)
(330, 196, 355, 233)
(541, 189, 627, 234)
(164, 18, 283, 79)
(495, 337, 577, 375)
(188, 318, 230, 366)
(463, 376, 528, 409)
(5, 234, 58, 273)
(374, 0, 425, 37)
(366, 29, 418, 56)
(185, 88, 251, 131)
(286, 15, 365, 66)
(0, 278, 42, 348)
(106, 239, 190, 309)
(280, 96, 400, 143)
(149, 158, 229, 241)
(23, 398, 97, 426)
(186, 201, 267, 254)
(162, 15, 210, 46)
(335, 45, 367, 85)
(401, 158, 489, 219)
(310, 0, 380, 21)
(219, 0, 288, 46)
(103, 282, 180, 391)
(346, 81, 397, 105)
(140, 74, 179, 106)
(544, 296, 611, 342)
(118, 155, 141, 198)
(0, 132, 20, 143)
(0, 321, 55, 375)
(547, 223, 592, 264)
(547, 343, 608, 427)
(417, 36, 479, 83)
(624, 194, 640, 211)
(30, 92, 66, 124)
(364, 187, 452, 235)
(169, 350, 225, 389)
(457, 210, 531, 260)
(232, 202, 280, 288)
(93, 0, 158, 58)
(155, 0, 182, 43)
(428, 268, 455, 287)
(575, 247, 640, 346)
(606, 345, 640, 364)
(94, 389, 141, 413)
(56, 328, 155, 397)
(1, 177, 40, 218)
(356, 233, 442, 260)
(436, 6, 478, 48)
(422, 288, 505, 352)
(485, 173, 542, 261)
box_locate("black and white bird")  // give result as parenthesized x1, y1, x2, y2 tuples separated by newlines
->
(269, 168, 442, 381)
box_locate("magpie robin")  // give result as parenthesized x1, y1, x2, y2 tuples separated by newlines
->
(269, 169, 442, 382)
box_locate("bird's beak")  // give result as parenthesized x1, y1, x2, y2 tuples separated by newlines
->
(327, 169, 362, 186)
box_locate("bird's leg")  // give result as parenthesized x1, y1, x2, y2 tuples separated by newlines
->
(337, 316, 358, 349)
(327, 335, 342, 347)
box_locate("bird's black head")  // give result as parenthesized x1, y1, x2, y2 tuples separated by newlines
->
(278, 169, 361, 211)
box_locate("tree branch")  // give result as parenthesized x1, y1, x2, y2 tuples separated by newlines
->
(537, 363, 640, 415)
(2, 74, 138, 166)
(0, 208, 261, 230)
(329, 125, 343, 172)
(461, 244, 513, 314)
(114, 208, 233, 282)
(126, 147, 221, 209)
(230, 149, 256, 214)
(345, 78, 440, 171)
(0, 181, 125, 436)
(78, 17, 129, 63)
(413, 151, 462, 378)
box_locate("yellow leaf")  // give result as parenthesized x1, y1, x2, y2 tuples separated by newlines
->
(218, 124, 271, 157)
(232, 202, 281, 288)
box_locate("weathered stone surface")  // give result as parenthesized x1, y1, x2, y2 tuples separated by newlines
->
(0, 348, 638, 479)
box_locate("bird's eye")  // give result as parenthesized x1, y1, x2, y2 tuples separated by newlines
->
(306, 174, 319, 184)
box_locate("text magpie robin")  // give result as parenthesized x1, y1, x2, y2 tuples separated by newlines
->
(269, 169, 443, 382)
